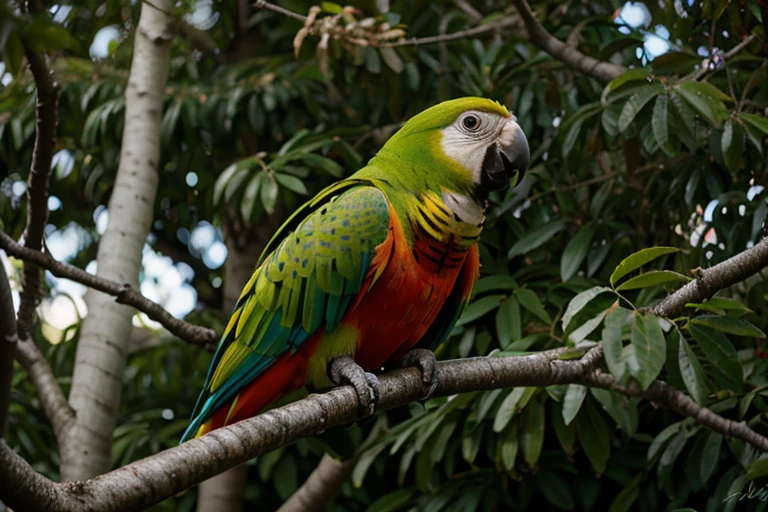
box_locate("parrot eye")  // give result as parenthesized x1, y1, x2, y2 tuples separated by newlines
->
(461, 114, 481, 131)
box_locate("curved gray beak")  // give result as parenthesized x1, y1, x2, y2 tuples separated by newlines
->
(480, 117, 530, 194)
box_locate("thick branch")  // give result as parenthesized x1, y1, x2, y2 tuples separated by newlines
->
(0, 348, 605, 512)
(16, 43, 60, 339)
(585, 370, 768, 450)
(14, 339, 74, 444)
(647, 237, 768, 318)
(0, 232, 217, 349)
(0, 262, 18, 438)
(510, 0, 626, 83)
(277, 454, 356, 512)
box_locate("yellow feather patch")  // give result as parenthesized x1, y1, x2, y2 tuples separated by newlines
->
(224, 394, 240, 425)
(210, 341, 251, 392)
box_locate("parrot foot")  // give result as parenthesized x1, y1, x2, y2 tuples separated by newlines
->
(328, 356, 379, 415)
(400, 349, 438, 399)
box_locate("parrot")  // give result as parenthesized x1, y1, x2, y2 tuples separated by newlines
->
(181, 97, 529, 443)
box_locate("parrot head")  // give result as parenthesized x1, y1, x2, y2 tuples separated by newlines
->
(379, 97, 530, 199)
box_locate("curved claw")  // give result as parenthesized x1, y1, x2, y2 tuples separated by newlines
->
(400, 349, 438, 399)
(328, 356, 379, 415)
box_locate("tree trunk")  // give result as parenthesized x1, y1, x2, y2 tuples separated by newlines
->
(196, 218, 280, 511)
(60, 0, 174, 481)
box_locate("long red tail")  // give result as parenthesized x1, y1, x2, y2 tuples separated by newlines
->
(196, 350, 308, 437)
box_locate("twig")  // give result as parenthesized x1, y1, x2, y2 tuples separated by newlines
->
(692, 33, 759, 81)
(253, 0, 307, 22)
(510, 0, 626, 84)
(14, 339, 75, 444)
(386, 16, 522, 47)
(0, 232, 218, 349)
(0, 262, 18, 439)
(647, 236, 768, 318)
(453, 0, 482, 22)
(585, 370, 768, 450)
(528, 156, 690, 204)
(16, 43, 60, 340)
(253, 0, 522, 48)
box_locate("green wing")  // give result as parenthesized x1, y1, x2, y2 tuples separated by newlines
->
(182, 183, 390, 441)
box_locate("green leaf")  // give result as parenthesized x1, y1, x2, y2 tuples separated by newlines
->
(629, 312, 666, 389)
(602, 305, 632, 382)
(591, 388, 638, 436)
(615, 270, 691, 291)
(746, 457, 768, 480)
(741, 112, 768, 136)
(721, 119, 743, 172)
(493, 387, 535, 432)
(607, 474, 640, 512)
(515, 288, 551, 324)
(685, 297, 751, 314)
(685, 80, 734, 103)
(674, 81, 728, 126)
(648, 422, 682, 461)
(240, 173, 264, 221)
(367, 488, 414, 512)
(551, 402, 576, 454)
(498, 421, 519, 471)
(679, 336, 710, 405)
(457, 294, 505, 326)
(577, 398, 610, 473)
(379, 47, 404, 74)
(496, 297, 521, 348)
(606, 68, 651, 92)
(260, 173, 279, 214)
(561, 222, 595, 281)
(562, 384, 587, 426)
(690, 316, 766, 338)
(562, 286, 613, 330)
(609, 246, 681, 286)
(537, 471, 575, 510)
(300, 153, 344, 178)
(652, 94, 669, 146)
(618, 83, 663, 132)
(689, 323, 743, 386)
(508, 220, 565, 259)
(569, 307, 611, 344)
(274, 173, 309, 195)
(561, 117, 584, 160)
(520, 400, 545, 467)
(700, 431, 722, 485)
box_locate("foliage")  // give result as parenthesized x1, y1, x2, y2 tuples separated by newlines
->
(2, 0, 768, 510)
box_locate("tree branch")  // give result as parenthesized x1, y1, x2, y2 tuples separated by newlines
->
(692, 33, 760, 81)
(585, 370, 768, 450)
(0, 347, 614, 512)
(0, 342, 765, 511)
(0, 232, 218, 349)
(16, 42, 60, 340)
(510, 0, 626, 83)
(0, 262, 18, 438)
(387, 16, 523, 47)
(253, 0, 522, 48)
(277, 454, 356, 512)
(14, 339, 74, 444)
(647, 236, 768, 318)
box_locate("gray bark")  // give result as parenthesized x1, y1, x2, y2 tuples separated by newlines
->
(60, 0, 175, 481)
